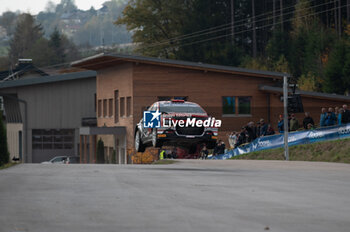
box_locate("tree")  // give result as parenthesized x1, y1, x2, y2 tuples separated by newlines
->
(0, 114, 9, 166)
(49, 28, 65, 64)
(0, 11, 17, 37)
(96, 138, 105, 164)
(324, 39, 350, 94)
(252, 0, 257, 58)
(9, 13, 44, 66)
(116, 0, 187, 58)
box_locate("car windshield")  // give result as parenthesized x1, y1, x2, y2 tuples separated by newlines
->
(159, 104, 205, 114)
(51, 157, 65, 163)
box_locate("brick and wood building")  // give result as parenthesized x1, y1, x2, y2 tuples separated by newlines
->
(72, 53, 350, 156)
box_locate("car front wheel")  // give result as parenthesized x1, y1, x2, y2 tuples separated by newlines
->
(135, 130, 146, 152)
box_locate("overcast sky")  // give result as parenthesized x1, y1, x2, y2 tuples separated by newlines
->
(0, 0, 107, 14)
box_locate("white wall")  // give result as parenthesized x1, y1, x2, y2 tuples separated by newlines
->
(6, 123, 23, 161)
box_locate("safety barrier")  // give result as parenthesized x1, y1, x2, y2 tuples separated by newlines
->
(211, 123, 350, 160)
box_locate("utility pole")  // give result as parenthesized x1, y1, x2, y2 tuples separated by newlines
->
(283, 75, 289, 161)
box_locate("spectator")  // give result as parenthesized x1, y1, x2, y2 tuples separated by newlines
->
(342, 104, 350, 124)
(325, 107, 336, 126)
(228, 132, 237, 148)
(289, 114, 299, 131)
(320, 107, 327, 127)
(215, 140, 225, 155)
(278, 115, 284, 133)
(303, 112, 314, 129)
(246, 121, 257, 142)
(266, 124, 275, 135)
(235, 127, 247, 147)
(200, 144, 209, 160)
(256, 122, 261, 137)
(259, 118, 268, 136)
(335, 106, 339, 117)
(338, 108, 344, 125)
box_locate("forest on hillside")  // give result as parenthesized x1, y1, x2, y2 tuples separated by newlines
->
(0, 0, 132, 70)
(117, 0, 350, 95)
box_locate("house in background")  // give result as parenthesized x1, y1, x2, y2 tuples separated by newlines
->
(0, 59, 48, 81)
(0, 71, 97, 163)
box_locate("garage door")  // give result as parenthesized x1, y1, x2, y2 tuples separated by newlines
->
(32, 129, 75, 163)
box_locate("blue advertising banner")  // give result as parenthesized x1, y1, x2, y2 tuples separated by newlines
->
(211, 123, 350, 160)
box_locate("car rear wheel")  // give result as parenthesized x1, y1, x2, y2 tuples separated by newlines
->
(135, 130, 145, 152)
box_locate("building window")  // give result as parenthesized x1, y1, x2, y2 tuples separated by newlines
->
(120, 97, 125, 117)
(108, 99, 113, 117)
(98, 100, 102, 118)
(222, 96, 251, 116)
(32, 129, 74, 150)
(103, 99, 107, 117)
(126, 97, 132, 116)
(238, 97, 251, 114)
(222, 97, 236, 115)
(114, 90, 119, 123)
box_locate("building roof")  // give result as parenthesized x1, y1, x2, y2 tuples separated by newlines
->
(259, 85, 350, 102)
(0, 70, 96, 89)
(0, 62, 48, 81)
(71, 53, 290, 79)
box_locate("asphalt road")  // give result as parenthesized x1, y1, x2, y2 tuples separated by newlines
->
(1, 160, 350, 232)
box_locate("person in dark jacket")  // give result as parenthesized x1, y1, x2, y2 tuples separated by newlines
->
(259, 118, 268, 136)
(246, 121, 257, 142)
(266, 124, 275, 135)
(235, 127, 247, 147)
(256, 122, 261, 137)
(200, 144, 209, 160)
(342, 104, 350, 124)
(215, 140, 225, 155)
(303, 112, 314, 129)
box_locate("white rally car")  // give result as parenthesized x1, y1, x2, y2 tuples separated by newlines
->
(134, 100, 219, 152)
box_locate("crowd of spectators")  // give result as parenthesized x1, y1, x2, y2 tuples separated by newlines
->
(227, 104, 350, 149)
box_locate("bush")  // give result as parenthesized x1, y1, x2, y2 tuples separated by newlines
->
(0, 115, 9, 166)
(96, 138, 105, 164)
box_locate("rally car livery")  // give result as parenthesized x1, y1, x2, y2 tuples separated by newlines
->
(134, 100, 219, 152)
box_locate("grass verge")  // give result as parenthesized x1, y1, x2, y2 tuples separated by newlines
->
(0, 162, 18, 170)
(231, 138, 350, 163)
(152, 160, 178, 165)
